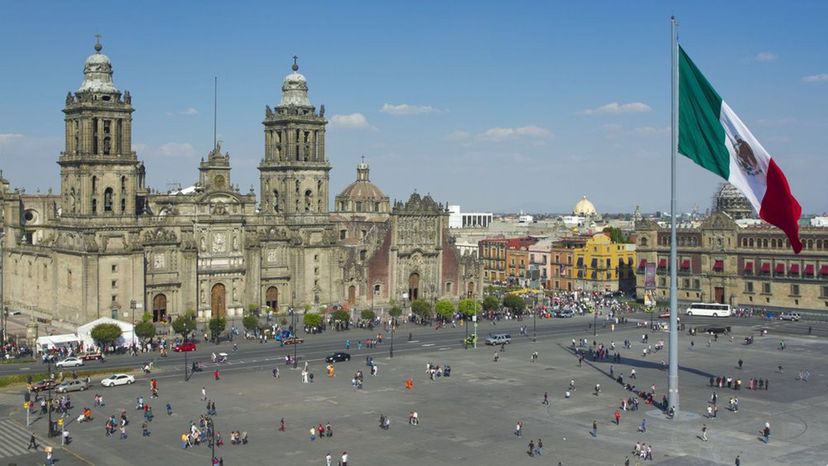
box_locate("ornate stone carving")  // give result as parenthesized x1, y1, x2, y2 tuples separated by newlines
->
(212, 233, 226, 253)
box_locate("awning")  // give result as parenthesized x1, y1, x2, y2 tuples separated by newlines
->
(821, 265, 828, 276)
(713, 259, 724, 271)
(638, 259, 647, 269)
(744, 262, 753, 272)
(658, 259, 667, 269)
(804, 264, 814, 276)
(680, 259, 690, 270)
(761, 263, 771, 273)
(789, 264, 799, 274)
(775, 263, 785, 274)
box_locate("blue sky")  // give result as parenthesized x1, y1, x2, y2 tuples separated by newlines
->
(1, 1, 826, 214)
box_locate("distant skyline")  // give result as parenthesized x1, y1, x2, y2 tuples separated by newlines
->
(1, 1, 827, 215)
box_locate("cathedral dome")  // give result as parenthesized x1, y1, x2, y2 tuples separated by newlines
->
(714, 183, 754, 219)
(335, 161, 389, 213)
(573, 196, 597, 216)
(279, 58, 311, 107)
(78, 37, 119, 94)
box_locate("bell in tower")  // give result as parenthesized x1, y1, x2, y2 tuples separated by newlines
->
(58, 36, 145, 217)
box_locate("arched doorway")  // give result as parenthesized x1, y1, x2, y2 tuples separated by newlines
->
(211, 283, 226, 318)
(265, 286, 279, 311)
(467, 281, 475, 298)
(152, 294, 167, 323)
(408, 273, 420, 301)
(348, 285, 356, 306)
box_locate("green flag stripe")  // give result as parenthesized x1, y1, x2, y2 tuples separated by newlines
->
(678, 46, 730, 180)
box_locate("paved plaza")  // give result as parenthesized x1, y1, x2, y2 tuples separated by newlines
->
(2, 316, 828, 465)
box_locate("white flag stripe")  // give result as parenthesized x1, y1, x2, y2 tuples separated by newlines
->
(720, 101, 769, 213)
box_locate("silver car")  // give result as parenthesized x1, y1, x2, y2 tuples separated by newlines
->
(484, 333, 512, 345)
(55, 379, 90, 393)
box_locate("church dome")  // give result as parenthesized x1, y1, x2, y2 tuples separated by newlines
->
(335, 161, 389, 213)
(573, 196, 597, 216)
(279, 58, 311, 107)
(78, 37, 119, 94)
(714, 183, 754, 219)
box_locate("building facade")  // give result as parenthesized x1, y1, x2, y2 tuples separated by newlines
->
(634, 212, 828, 311)
(547, 233, 636, 293)
(0, 40, 480, 327)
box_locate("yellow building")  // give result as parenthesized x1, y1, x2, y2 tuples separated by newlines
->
(569, 233, 636, 293)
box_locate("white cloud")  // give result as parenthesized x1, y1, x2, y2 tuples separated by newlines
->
(753, 52, 777, 62)
(802, 73, 828, 82)
(157, 142, 195, 157)
(478, 125, 551, 142)
(330, 113, 373, 129)
(0, 133, 24, 144)
(580, 102, 652, 115)
(380, 103, 437, 116)
(445, 130, 471, 142)
(179, 107, 199, 116)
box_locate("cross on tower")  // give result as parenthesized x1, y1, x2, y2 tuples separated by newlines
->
(94, 33, 102, 52)
(292, 55, 299, 71)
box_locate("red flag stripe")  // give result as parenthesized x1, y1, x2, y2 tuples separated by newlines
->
(759, 159, 803, 254)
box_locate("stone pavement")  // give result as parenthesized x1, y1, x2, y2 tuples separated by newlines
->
(2, 318, 827, 466)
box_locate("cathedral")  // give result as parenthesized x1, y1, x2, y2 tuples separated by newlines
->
(0, 39, 480, 326)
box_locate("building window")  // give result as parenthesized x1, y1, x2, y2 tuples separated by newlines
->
(822, 286, 828, 298)
(111, 295, 117, 303)
(111, 280, 117, 289)
(693, 279, 700, 289)
(339, 230, 347, 240)
(359, 250, 367, 261)
(374, 284, 381, 295)
(762, 282, 771, 294)
(111, 264, 118, 273)
(791, 284, 800, 296)
(745, 282, 754, 293)
(682, 278, 689, 289)
(67, 269, 72, 289)
(659, 277, 666, 287)
(446, 282, 452, 293)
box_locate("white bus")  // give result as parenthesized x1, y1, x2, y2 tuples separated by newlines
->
(685, 303, 731, 317)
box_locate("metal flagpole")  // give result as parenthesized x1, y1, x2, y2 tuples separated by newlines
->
(668, 15, 680, 416)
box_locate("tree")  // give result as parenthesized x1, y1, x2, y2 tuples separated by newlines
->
(304, 312, 323, 328)
(603, 226, 630, 244)
(208, 317, 227, 343)
(134, 321, 156, 341)
(502, 295, 527, 315)
(388, 306, 402, 318)
(246, 304, 261, 317)
(435, 299, 455, 321)
(172, 311, 197, 341)
(90, 323, 122, 351)
(331, 309, 350, 322)
(242, 315, 259, 332)
(482, 295, 500, 312)
(410, 299, 433, 320)
(458, 298, 482, 318)
(360, 309, 376, 321)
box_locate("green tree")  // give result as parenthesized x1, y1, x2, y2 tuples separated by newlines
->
(410, 299, 433, 320)
(360, 309, 376, 321)
(502, 295, 527, 315)
(242, 315, 259, 332)
(303, 312, 323, 328)
(172, 311, 198, 340)
(208, 317, 227, 343)
(603, 226, 630, 244)
(134, 321, 156, 341)
(90, 323, 122, 350)
(482, 295, 500, 311)
(331, 309, 350, 322)
(435, 299, 455, 321)
(388, 306, 402, 318)
(246, 304, 261, 317)
(458, 298, 482, 318)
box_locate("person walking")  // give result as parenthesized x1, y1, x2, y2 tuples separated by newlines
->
(515, 421, 523, 437)
(528, 439, 535, 457)
(542, 392, 549, 405)
(737, 358, 743, 370)
(201, 387, 207, 401)
(762, 422, 770, 443)
(735, 455, 741, 466)
(536, 438, 543, 456)
(27, 433, 38, 450)
(325, 452, 332, 466)
(310, 426, 316, 441)
(614, 409, 621, 425)
(701, 424, 708, 442)
(341, 451, 348, 466)
(592, 419, 598, 437)
(279, 418, 286, 432)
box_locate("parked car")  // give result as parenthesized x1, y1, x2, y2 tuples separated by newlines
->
(79, 352, 103, 361)
(555, 310, 575, 318)
(30, 379, 58, 392)
(101, 374, 135, 387)
(325, 352, 351, 363)
(56, 357, 85, 368)
(55, 379, 90, 393)
(282, 336, 304, 345)
(779, 312, 800, 322)
(274, 330, 294, 341)
(484, 333, 512, 345)
(173, 342, 197, 352)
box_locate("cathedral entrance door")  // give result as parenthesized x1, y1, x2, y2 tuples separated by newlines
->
(266, 286, 279, 311)
(211, 283, 227, 318)
(348, 286, 356, 306)
(408, 273, 420, 301)
(152, 294, 167, 323)
(714, 286, 725, 304)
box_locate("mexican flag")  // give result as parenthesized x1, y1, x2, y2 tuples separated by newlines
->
(678, 46, 803, 253)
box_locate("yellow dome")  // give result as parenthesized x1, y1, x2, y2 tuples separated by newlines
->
(573, 196, 597, 216)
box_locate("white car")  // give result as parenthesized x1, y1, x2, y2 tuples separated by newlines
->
(100, 374, 135, 387)
(779, 312, 800, 322)
(55, 357, 84, 368)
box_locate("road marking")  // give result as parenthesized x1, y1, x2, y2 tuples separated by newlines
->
(421, 343, 435, 347)
(408, 340, 420, 343)
(0, 419, 33, 458)
(19, 367, 30, 371)
(438, 347, 450, 351)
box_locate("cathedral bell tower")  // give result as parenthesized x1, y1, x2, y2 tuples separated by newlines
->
(259, 57, 330, 217)
(58, 36, 145, 217)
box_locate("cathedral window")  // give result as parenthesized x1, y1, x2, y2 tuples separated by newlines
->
(359, 250, 367, 261)
(104, 188, 114, 212)
(92, 198, 97, 214)
(121, 198, 126, 213)
(121, 176, 126, 192)
(374, 202, 381, 212)
(92, 176, 98, 193)
(273, 190, 280, 212)
(67, 269, 72, 289)
(356, 201, 363, 212)
(295, 180, 300, 193)
(340, 230, 347, 240)
(446, 282, 452, 293)
(92, 118, 99, 154)
(305, 189, 313, 212)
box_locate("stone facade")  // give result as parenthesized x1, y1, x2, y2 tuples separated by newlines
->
(0, 41, 480, 326)
(635, 212, 828, 311)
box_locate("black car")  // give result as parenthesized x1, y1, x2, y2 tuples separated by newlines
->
(325, 352, 351, 363)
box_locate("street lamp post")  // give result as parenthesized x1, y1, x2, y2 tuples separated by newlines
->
(389, 322, 394, 358)
(207, 416, 216, 465)
(46, 358, 54, 437)
(593, 304, 598, 338)
(130, 300, 136, 353)
(533, 307, 537, 342)
(290, 308, 297, 369)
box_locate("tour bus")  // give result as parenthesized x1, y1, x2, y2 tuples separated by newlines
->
(685, 303, 732, 317)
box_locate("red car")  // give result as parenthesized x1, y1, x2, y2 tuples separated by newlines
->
(282, 337, 304, 345)
(173, 342, 197, 352)
(31, 379, 58, 392)
(80, 352, 103, 361)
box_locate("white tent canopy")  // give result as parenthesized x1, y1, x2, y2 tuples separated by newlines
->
(76, 317, 138, 350)
(36, 334, 82, 351)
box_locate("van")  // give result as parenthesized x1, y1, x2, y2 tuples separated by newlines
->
(484, 333, 512, 345)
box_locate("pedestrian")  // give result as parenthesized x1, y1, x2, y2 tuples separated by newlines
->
(120, 424, 128, 440)
(341, 451, 348, 466)
(515, 421, 522, 437)
(166, 402, 173, 415)
(542, 392, 549, 405)
(27, 433, 38, 450)
(202, 387, 207, 401)
(310, 426, 316, 441)
(273, 368, 280, 378)
(701, 424, 708, 442)
(528, 439, 535, 457)
(142, 422, 150, 437)
(536, 438, 543, 456)
(326, 452, 332, 466)
(762, 422, 770, 443)
(279, 418, 286, 432)
(214, 370, 220, 381)
(735, 455, 741, 466)
(592, 419, 598, 437)
(639, 418, 646, 432)
(614, 409, 621, 425)
(738, 358, 743, 370)
(45, 448, 54, 466)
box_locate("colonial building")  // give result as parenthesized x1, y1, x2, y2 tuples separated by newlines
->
(634, 211, 828, 311)
(0, 40, 480, 327)
(548, 233, 636, 293)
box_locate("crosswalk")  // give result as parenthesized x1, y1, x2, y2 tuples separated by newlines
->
(0, 419, 35, 458)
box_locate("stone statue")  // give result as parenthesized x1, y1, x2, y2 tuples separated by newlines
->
(232, 235, 239, 251)
(200, 235, 206, 251)
(320, 105, 325, 117)
(266, 105, 273, 117)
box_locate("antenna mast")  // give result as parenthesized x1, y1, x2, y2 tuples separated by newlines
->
(213, 76, 218, 151)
